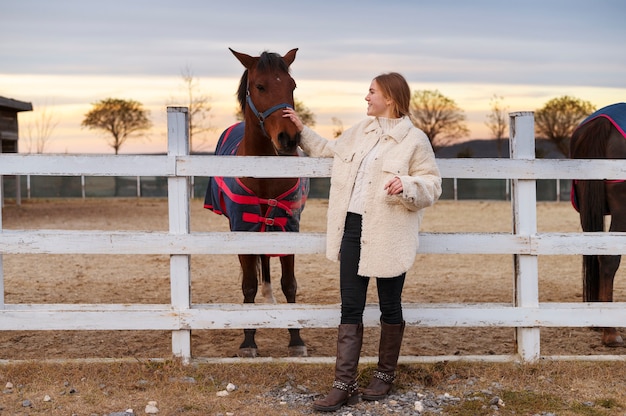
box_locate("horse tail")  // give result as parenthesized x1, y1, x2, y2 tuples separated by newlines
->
(259, 255, 270, 286)
(576, 179, 606, 301)
(259, 255, 276, 303)
(570, 117, 612, 301)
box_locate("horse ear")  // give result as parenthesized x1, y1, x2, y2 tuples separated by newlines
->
(229, 48, 256, 69)
(282, 48, 298, 67)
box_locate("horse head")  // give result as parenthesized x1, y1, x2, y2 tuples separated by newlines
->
(231, 48, 301, 156)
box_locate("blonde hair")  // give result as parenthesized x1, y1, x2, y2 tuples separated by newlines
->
(373, 72, 412, 119)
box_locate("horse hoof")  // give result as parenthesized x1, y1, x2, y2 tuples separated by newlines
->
(238, 347, 258, 358)
(603, 335, 625, 348)
(288, 345, 308, 357)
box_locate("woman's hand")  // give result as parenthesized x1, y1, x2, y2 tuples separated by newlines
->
(384, 176, 403, 195)
(283, 108, 304, 132)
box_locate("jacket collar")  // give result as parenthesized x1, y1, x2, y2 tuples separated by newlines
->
(365, 116, 413, 143)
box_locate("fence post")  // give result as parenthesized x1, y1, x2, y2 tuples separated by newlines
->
(453, 177, 458, 200)
(509, 111, 540, 362)
(167, 106, 192, 363)
(15, 175, 21, 206)
(0, 178, 3, 307)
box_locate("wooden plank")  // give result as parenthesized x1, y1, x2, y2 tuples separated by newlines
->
(0, 230, 327, 254)
(0, 302, 623, 331)
(535, 233, 626, 255)
(1, 154, 625, 180)
(436, 158, 626, 180)
(2, 230, 625, 255)
(179, 155, 334, 178)
(0, 154, 171, 176)
(418, 233, 530, 254)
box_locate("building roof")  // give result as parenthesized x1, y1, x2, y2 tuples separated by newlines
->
(0, 96, 33, 112)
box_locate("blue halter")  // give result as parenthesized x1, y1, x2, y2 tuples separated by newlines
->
(246, 94, 293, 138)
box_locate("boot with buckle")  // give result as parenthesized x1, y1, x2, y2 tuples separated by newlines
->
(312, 323, 363, 412)
(362, 321, 405, 401)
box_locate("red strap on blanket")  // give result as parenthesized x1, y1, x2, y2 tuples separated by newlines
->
(242, 212, 288, 230)
(213, 176, 304, 215)
(216, 124, 240, 155)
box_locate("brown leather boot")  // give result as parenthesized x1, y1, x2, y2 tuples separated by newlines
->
(362, 321, 405, 401)
(312, 323, 363, 412)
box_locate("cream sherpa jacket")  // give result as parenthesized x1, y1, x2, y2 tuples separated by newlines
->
(300, 116, 442, 278)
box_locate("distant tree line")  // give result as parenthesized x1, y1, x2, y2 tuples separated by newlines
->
(78, 92, 596, 159)
(71, 67, 597, 158)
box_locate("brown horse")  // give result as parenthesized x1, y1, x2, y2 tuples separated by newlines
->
(570, 102, 626, 347)
(204, 48, 308, 357)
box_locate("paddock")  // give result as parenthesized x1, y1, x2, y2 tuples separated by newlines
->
(0, 108, 625, 364)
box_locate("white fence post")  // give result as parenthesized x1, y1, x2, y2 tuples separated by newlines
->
(510, 111, 540, 362)
(167, 107, 192, 363)
(15, 176, 21, 206)
(0, 181, 3, 307)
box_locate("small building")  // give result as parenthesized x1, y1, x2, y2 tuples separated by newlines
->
(1, 96, 33, 152)
(1, 96, 33, 204)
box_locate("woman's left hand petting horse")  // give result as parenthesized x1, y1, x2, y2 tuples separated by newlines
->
(204, 48, 309, 358)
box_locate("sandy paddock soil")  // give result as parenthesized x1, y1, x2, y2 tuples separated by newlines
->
(1, 198, 625, 360)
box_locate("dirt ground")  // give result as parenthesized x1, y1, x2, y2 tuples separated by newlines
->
(1, 198, 625, 360)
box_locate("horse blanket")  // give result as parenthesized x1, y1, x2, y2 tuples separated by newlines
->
(204, 122, 309, 232)
(570, 103, 626, 212)
(577, 102, 626, 139)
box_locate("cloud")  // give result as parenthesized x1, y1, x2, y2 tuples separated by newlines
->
(3, 0, 625, 87)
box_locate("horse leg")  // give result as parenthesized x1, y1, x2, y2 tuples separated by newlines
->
(598, 182, 626, 347)
(280, 255, 307, 357)
(238, 254, 260, 357)
(597, 254, 623, 346)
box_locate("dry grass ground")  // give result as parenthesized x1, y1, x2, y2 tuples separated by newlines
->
(1, 198, 625, 414)
(1, 360, 626, 415)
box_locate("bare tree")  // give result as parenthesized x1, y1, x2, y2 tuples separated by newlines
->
(169, 65, 213, 152)
(410, 89, 470, 152)
(81, 98, 152, 154)
(26, 103, 59, 153)
(485, 95, 508, 157)
(331, 117, 344, 138)
(535, 96, 596, 157)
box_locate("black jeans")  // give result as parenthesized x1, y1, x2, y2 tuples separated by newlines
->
(339, 212, 406, 325)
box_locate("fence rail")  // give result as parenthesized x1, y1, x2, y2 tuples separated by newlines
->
(1, 107, 626, 364)
(0, 174, 574, 202)
(2, 153, 625, 178)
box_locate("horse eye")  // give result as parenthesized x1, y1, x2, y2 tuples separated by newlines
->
(255, 84, 265, 92)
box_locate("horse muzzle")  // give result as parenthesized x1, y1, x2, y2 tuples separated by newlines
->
(276, 131, 301, 156)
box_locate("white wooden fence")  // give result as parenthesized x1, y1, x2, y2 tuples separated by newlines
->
(1, 107, 625, 364)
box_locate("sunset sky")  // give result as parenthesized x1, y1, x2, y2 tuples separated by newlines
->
(2, 0, 625, 154)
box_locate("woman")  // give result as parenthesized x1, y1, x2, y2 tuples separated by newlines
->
(284, 72, 441, 412)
